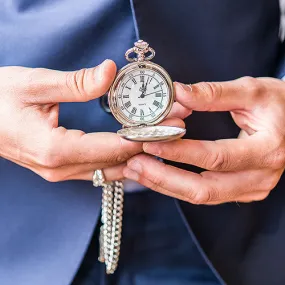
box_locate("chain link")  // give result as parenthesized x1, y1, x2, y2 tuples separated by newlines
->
(97, 180, 124, 274)
(95, 40, 156, 274)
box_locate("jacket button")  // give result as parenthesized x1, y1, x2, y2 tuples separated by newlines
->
(100, 94, 112, 114)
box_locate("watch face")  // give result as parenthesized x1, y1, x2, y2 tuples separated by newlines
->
(109, 62, 173, 126)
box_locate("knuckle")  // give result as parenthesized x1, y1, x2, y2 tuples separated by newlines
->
(40, 169, 61, 183)
(110, 137, 141, 164)
(111, 138, 130, 164)
(65, 68, 89, 101)
(2, 67, 48, 100)
(206, 149, 229, 171)
(240, 76, 264, 98)
(238, 192, 269, 203)
(113, 153, 128, 164)
(36, 151, 61, 169)
(188, 188, 212, 205)
(256, 192, 270, 201)
(259, 174, 279, 192)
(147, 162, 168, 189)
(196, 81, 222, 110)
(150, 173, 166, 189)
(21, 68, 45, 96)
(245, 191, 270, 202)
(34, 139, 61, 169)
(105, 151, 127, 165)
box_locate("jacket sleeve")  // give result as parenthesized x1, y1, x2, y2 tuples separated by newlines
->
(276, 46, 285, 80)
(278, 1, 285, 80)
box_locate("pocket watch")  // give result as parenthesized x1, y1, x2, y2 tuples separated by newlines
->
(108, 40, 186, 142)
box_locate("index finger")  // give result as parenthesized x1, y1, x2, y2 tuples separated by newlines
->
(41, 128, 143, 167)
(174, 76, 265, 112)
(143, 133, 277, 171)
(123, 154, 272, 205)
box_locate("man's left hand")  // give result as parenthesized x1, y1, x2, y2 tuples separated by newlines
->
(123, 77, 285, 204)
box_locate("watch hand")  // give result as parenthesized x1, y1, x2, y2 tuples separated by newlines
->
(142, 91, 159, 97)
(139, 83, 147, 98)
(139, 89, 146, 98)
(138, 77, 150, 98)
(145, 77, 150, 92)
(142, 81, 146, 95)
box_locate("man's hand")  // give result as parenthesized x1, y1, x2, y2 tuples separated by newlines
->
(124, 77, 285, 204)
(0, 60, 144, 182)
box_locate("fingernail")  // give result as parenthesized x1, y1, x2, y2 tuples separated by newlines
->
(128, 159, 142, 174)
(175, 82, 193, 94)
(143, 143, 161, 156)
(96, 59, 110, 81)
(124, 168, 139, 181)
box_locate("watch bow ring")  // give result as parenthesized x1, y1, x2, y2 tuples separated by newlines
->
(108, 40, 186, 142)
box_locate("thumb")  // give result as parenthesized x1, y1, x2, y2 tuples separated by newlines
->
(21, 59, 117, 104)
(174, 77, 261, 112)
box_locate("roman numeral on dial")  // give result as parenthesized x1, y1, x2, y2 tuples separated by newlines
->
(132, 78, 137, 84)
(140, 76, 144, 82)
(123, 95, 129, 98)
(155, 93, 162, 97)
(125, 101, 131, 108)
(153, 100, 163, 108)
(140, 109, 144, 121)
(131, 107, 137, 114)
(149, 107, 155, 117)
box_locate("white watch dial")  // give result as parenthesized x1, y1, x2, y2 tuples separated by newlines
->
(116, 68, 170, 124)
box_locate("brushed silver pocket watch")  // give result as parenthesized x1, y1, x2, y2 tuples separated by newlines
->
(108, 40, 186, 142)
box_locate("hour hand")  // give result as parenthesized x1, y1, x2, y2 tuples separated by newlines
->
(139, 77, 149, 98)
(139, 92, 145, 98)
(139, 82, 146, 98)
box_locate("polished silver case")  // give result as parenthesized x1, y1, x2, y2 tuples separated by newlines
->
(108, 40, 186, 142)
(117, 125, 186, 142)
(108, 61, 174, 127)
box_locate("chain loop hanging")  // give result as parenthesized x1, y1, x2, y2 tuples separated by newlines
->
(93, 170, 124, 274)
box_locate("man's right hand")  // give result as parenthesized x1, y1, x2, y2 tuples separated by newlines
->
(0, 60, 143, 182)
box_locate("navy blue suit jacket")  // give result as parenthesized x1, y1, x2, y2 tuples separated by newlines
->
(0, 0, 284, 284)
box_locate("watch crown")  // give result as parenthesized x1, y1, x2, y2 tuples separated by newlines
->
(134, 40, 149, 50)
(125, 39, 155, 62)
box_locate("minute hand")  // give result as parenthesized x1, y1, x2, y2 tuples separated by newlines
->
(143, 91, 160, 97)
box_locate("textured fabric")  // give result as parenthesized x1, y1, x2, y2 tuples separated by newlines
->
(0, 1, 139, 284)
(132, 0, 285, 284)
(124, 179, 147, 192)
(0, 0, 284, 284)
(279, 0, 285, 40)
(71, 191, 221, 285)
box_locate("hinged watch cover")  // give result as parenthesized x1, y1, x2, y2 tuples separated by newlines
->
(108, 40, 186, 142)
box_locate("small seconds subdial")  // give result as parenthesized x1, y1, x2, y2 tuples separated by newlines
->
(117, 68, 170, 124)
